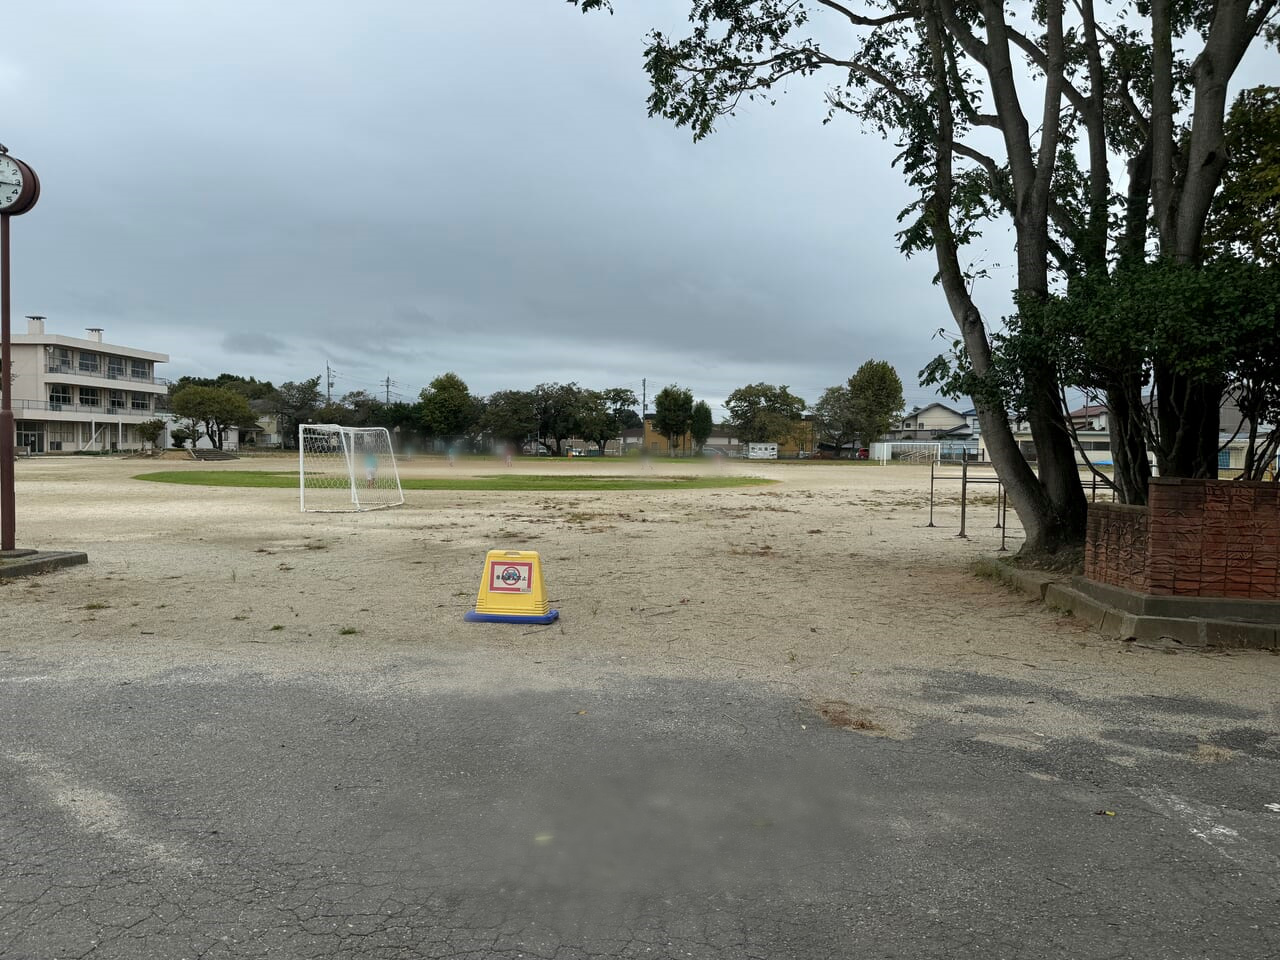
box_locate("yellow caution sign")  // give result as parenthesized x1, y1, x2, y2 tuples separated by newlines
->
(464, 550, 559, 624)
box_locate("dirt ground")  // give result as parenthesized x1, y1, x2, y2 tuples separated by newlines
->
(6, 454, 1279, 760)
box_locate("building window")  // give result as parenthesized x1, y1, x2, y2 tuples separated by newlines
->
(79, 351, 100, 374)
(130, 359, 149, 380)
(109, 389, 127, 410)
(131, 392, 150, 411)
(49, 347, 72, 372)
(80, 387, 100, 407)
(45, 421, 75, 452)
(1218, 449, 1232, 470)
(108, 356, 125, 379)
(48, 384, 72, 406)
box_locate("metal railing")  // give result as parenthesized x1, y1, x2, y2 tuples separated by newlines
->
(44, 363, 171, 387)
(15, 398, 161, 416)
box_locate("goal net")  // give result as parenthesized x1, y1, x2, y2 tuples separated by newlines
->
(875, 441, 943, 465)
(299, 425, 404, 512)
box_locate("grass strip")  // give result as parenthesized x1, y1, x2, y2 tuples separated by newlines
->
(134, 471, 775, 492)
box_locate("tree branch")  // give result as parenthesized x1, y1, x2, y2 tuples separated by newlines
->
(1061, 384, 1118, 492)
(1087, 14, 1151, 139)
(935, 0, 989, 67)
(813, 0, 913, 27)
(1004, 26, 1089, 114)
(1032, 0, 1067, 195)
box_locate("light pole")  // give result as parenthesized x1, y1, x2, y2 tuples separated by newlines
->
(0, 145, 41, 553)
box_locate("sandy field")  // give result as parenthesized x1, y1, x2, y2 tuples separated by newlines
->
(4, 453, 1279, 760)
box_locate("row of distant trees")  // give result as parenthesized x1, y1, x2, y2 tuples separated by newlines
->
(623, 360, 905, 455)
(161, 361, 905, 454)
(161, 374, 645, 453)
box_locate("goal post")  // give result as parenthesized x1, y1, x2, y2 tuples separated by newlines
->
(873, 441, 943, 465)
(299, 424, 404, 512)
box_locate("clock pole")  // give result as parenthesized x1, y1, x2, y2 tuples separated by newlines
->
(1, 210, 13, 551)
(0, 146, 39, 554)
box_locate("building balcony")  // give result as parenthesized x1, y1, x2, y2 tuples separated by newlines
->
(45, 362, 171, 388)
(15, 398, 166, 418)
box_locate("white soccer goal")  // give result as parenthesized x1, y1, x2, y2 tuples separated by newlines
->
(299, 425, 404, 512)
(874, 441, 943, 465)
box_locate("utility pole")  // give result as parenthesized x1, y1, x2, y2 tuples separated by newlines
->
(641, 378, 648, 451)
(384, 375, 393, 404)
(325, 362, 335, 404)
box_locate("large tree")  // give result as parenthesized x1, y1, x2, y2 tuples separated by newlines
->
(420, 373, 483, 441)
(572, 0, 1278, 551)
(170, 385, 257, 450)
(532, 382, 584, 455)
(579, 386, 642, 451)
(724, 383, 806, 444)
(577, 390, 612, 452)
(814, 384, 857, 456)
(340, 390, 385, 428)
(847, 360, 905, 449)
(690, 400, 714, 452)
(482, 390, 539, 449)
(653, 384, 694, 454)
(273, 377, 323, 448)
(602, 387, 642, 430)
(172, 373, 276, 402)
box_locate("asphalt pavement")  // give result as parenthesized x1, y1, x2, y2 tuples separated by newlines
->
(2, 668, 1278, 959)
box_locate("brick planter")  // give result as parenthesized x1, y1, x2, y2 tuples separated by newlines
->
(1085, 479, 1280, 600)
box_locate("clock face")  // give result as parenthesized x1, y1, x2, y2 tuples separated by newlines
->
(0, 156, 23, 210)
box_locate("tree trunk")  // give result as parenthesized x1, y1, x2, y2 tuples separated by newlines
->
(976, 0, 1088, 548)
(1151, 0, 1264, 481)
(1105, 376, 1152, 504)
(1150, 0, 1177, 251)
(1078, 0, 1110, 274)
(922, 0, 1077, 554)
(1173, 0, 1261, 265)
(1242, 415, 1259, 480)
(1154, 368, 1222, 478)
(1021, 380, 1088, 535)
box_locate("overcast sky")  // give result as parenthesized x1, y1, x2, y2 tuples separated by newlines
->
(2, 2, 1271, 418)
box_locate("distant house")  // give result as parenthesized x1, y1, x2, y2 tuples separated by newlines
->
(634, 413, 743, 456)
(892, 403, 968, 440)
(998, 399, 1275, 475)
(889, 403, 977, 458)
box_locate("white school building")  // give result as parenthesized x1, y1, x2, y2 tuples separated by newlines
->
(8, 317, 170, 454)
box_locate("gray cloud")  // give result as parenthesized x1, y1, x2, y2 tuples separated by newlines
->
(221, 331, 288, 357)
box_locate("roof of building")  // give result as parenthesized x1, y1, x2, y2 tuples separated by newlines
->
(904, 402, 966, 419)
(1069, 403, 1109, 417)
(13, 330, 169, 363)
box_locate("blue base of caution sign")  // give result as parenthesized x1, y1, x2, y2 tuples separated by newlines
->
(464, 610, 560, 625)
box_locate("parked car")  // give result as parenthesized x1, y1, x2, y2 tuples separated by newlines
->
(855, 448, 870, 460)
